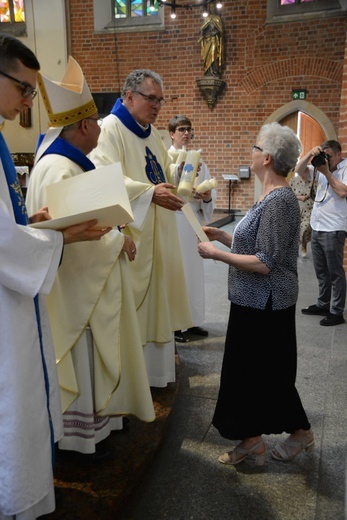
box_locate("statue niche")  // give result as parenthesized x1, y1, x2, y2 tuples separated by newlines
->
(197, 4, 226, 109)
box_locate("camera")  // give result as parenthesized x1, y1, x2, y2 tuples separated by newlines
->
(311, 151, 329, 168)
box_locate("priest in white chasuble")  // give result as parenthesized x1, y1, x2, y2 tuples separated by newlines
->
(90, 69, 193, 388)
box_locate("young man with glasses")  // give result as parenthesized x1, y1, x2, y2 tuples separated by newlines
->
(91, 69, 193, 388)
(297, 141, 347, 326)
(168, 114, 216, 342)
(0, 68, 37, 98)
(0, 35, 112, 518)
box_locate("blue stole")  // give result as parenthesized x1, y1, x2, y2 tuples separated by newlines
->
(0, 130, 55, 466)
(111, 98, 152, 138)
(36, 134, 95, 171)
(0, 132, 28, 225)
(110, 98, 165, 184)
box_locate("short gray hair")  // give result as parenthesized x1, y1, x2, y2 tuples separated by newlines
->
(121, 69, 163, 98)
(257, 122, 302, 177)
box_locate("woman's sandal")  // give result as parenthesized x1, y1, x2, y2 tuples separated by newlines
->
(271, 432, 314, 462)
(218, 440, 266, 467)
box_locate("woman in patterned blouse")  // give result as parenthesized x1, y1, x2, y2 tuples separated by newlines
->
(198, 122, 314, 465)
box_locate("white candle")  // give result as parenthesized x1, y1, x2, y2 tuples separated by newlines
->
(168, 150, 179, 163)
(176, 149, 187, 164)
(195, 177, 218, 193)
(177, 150, 201, 197)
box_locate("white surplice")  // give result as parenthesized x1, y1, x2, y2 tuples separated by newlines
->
(0, 162, 64, 518)
(169, 147, 216, 326)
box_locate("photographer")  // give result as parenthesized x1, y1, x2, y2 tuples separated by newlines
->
(297, 141, 347, 326)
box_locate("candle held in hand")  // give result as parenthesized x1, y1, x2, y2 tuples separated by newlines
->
(177, 150, 201, 197)
(195, 177, 218, 194)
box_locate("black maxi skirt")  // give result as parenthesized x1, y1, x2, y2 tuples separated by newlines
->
(212, 301, 311, 440)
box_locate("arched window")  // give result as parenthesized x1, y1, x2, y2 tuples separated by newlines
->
(0, 0, 26, 36)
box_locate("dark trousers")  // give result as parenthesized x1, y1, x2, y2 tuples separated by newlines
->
(311, 230, 347, 315)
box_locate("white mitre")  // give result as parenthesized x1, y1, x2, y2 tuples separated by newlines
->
(34, 56, 97, 164)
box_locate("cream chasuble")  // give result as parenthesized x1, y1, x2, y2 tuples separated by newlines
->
(90, 114, 193, 348)
(26, 155, 155, 431)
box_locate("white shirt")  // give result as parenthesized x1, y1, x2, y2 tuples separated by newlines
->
(309, 160, 347, 232)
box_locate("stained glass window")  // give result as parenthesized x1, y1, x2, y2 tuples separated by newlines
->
(0, 0, 25, 23)
(131, 0, 143, 17)
(115, 0, 126, 18)
(114, 0, 159, 20)
(280, 0, 315, 4)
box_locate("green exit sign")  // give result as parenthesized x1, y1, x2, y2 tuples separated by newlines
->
(292, 89, 307, 100)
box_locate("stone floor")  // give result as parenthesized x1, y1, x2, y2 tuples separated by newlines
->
(39, 377, 179, 520)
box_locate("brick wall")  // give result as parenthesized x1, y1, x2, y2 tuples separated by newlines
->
(69, 0, 347, 269)
(69, 0, 346, 211)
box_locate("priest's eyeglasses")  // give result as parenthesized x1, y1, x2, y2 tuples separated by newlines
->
(0, 70, 37, 99)
(134, 90, 166, 107)
(252, 145, 264, 153)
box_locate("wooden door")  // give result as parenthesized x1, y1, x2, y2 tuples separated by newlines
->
(298, 112, 326, 157)
(280, 111, 327, 157)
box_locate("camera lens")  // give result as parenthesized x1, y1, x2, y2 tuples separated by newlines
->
(311, 152, 327, 168)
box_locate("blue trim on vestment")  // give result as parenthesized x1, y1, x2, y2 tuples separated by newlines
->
(110, 98, 152, 138)
(110, 99, 165, 184)
(0, 132, 28, 225)
(37, 134, 95, 171)
(0, 130, 55, 466)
